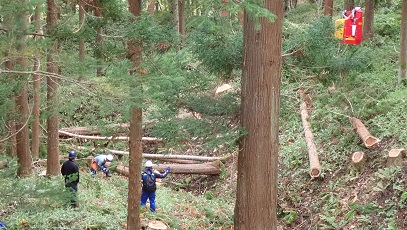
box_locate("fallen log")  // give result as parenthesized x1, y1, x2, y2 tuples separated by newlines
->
(58, 130, 159, 142)
(350, 117, 380, 148)
(59, 124, 130, 136)
(110, 160, 222, 176)
(108, 149, 225, 162)
(386, 148, 405, 168)
(351, 151, 366, 172)
(300, 102, 322, 179)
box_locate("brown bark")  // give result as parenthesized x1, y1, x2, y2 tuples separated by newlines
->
(350, 117, 380, 148)
(46, 0, 61, 176)
(386, 148, 405, 167)
(324, 0, 333, 16)
(173, 0, 179, 35)
(127, 0, 142, 229)
(147, 0, 155, 15)
(94, 0, 104, 76)
(32, 5, 43, 158)
(363, 0, 375, 40)
(234, 0, 283, 228)
(79, 0, 86, 60)
(112, 161, 221, 176)
(399, 0, 407, 84)
(351, 151, 365, 172)
(300, 102, 322, 178)
(16, 2, 32, 177)
(7, 121, 17, 157)
(179, 0, 185, 44)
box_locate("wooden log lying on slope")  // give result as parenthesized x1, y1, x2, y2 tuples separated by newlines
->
(108, 149, 225, 162)
(350, 117, 380, 148)
(111, 160, 222, 176)
(58, 130, 159, 142)
(59, 124, 130, 136)
(300, 102, 322, 179)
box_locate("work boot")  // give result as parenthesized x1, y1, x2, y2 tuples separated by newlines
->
(106, 172, 112, 177)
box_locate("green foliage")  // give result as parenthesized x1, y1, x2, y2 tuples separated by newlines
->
(188, 18, 242, 79)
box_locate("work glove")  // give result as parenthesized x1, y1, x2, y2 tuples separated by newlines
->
(166, 166, 171, 172)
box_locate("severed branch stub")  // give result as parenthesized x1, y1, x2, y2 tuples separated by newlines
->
(300, 102, 322, 179)
(386, 148, 405, 168)
(350, 117, 380, 148)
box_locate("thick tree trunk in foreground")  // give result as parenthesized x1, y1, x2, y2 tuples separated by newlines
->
(300, 102, 322, 178)
(398, 0, 407, 84)
(350, 117, 380, 148)
(127, 1, 142, 229)
(46, 0, 61, 176)
(234, 0, 283, 228)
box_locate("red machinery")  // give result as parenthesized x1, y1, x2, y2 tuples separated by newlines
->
(335, 7, 363, 45)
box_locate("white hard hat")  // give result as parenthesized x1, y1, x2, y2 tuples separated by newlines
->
(145, 160, 153, 168)
(106, 154, 113, 161)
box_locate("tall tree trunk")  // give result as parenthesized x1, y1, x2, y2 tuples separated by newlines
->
(32, 4, 43, 158)
(94, 0, 104, 76)
(179, 0, 185, 45)
(4, 48, 17, 158)
(173, 0, 179, 35)
(46, 0, 61, 176)
(398, 0, 407, 84)
(148, 0, 155, 15)
(127, 1, 142, 229)
(234, 0, 283, 229)
(363, 0, 375, 40)
(79, 0, 86, 60)
(16, 1, 32, 177)
(324, 0, 333, 16)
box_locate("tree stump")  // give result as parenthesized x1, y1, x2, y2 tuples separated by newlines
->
(351, 151, 366, 172)
(147, 220, 168, 230)
(350, 117, 380, 148)
(386, 148, 405, 168)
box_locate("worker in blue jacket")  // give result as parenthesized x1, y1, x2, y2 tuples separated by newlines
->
(140, 160, 170, 212)
(61, 150, 80, 208)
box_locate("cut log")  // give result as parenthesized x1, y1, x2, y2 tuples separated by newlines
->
(386, 148, 405, 168)
(58, 130, 159, 142)
(110, 160, 222, 176)
(300, 102, 322, 179)
(59, 124, 130, 136)
(156, 159, 200, 164)
(351, 151, 366, 172)
(350, 117, 380, 148)
(108, 149, 224, 162)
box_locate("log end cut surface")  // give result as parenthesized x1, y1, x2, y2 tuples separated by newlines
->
(388, 148, 405, 158)
(364, 136, 380, 148)
(148, 220, 168, 230)
(352, 151, 365, 163)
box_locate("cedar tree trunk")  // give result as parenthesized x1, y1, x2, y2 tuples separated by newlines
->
(127, 1, 143, 229)
(46, 0, 61, 176)
(324, 0, 333, 16)
(363, 0, 375, 40)
(399, 0, 407, 84)
(234, 0, 283, 229)
(16, 1, 32, 177)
